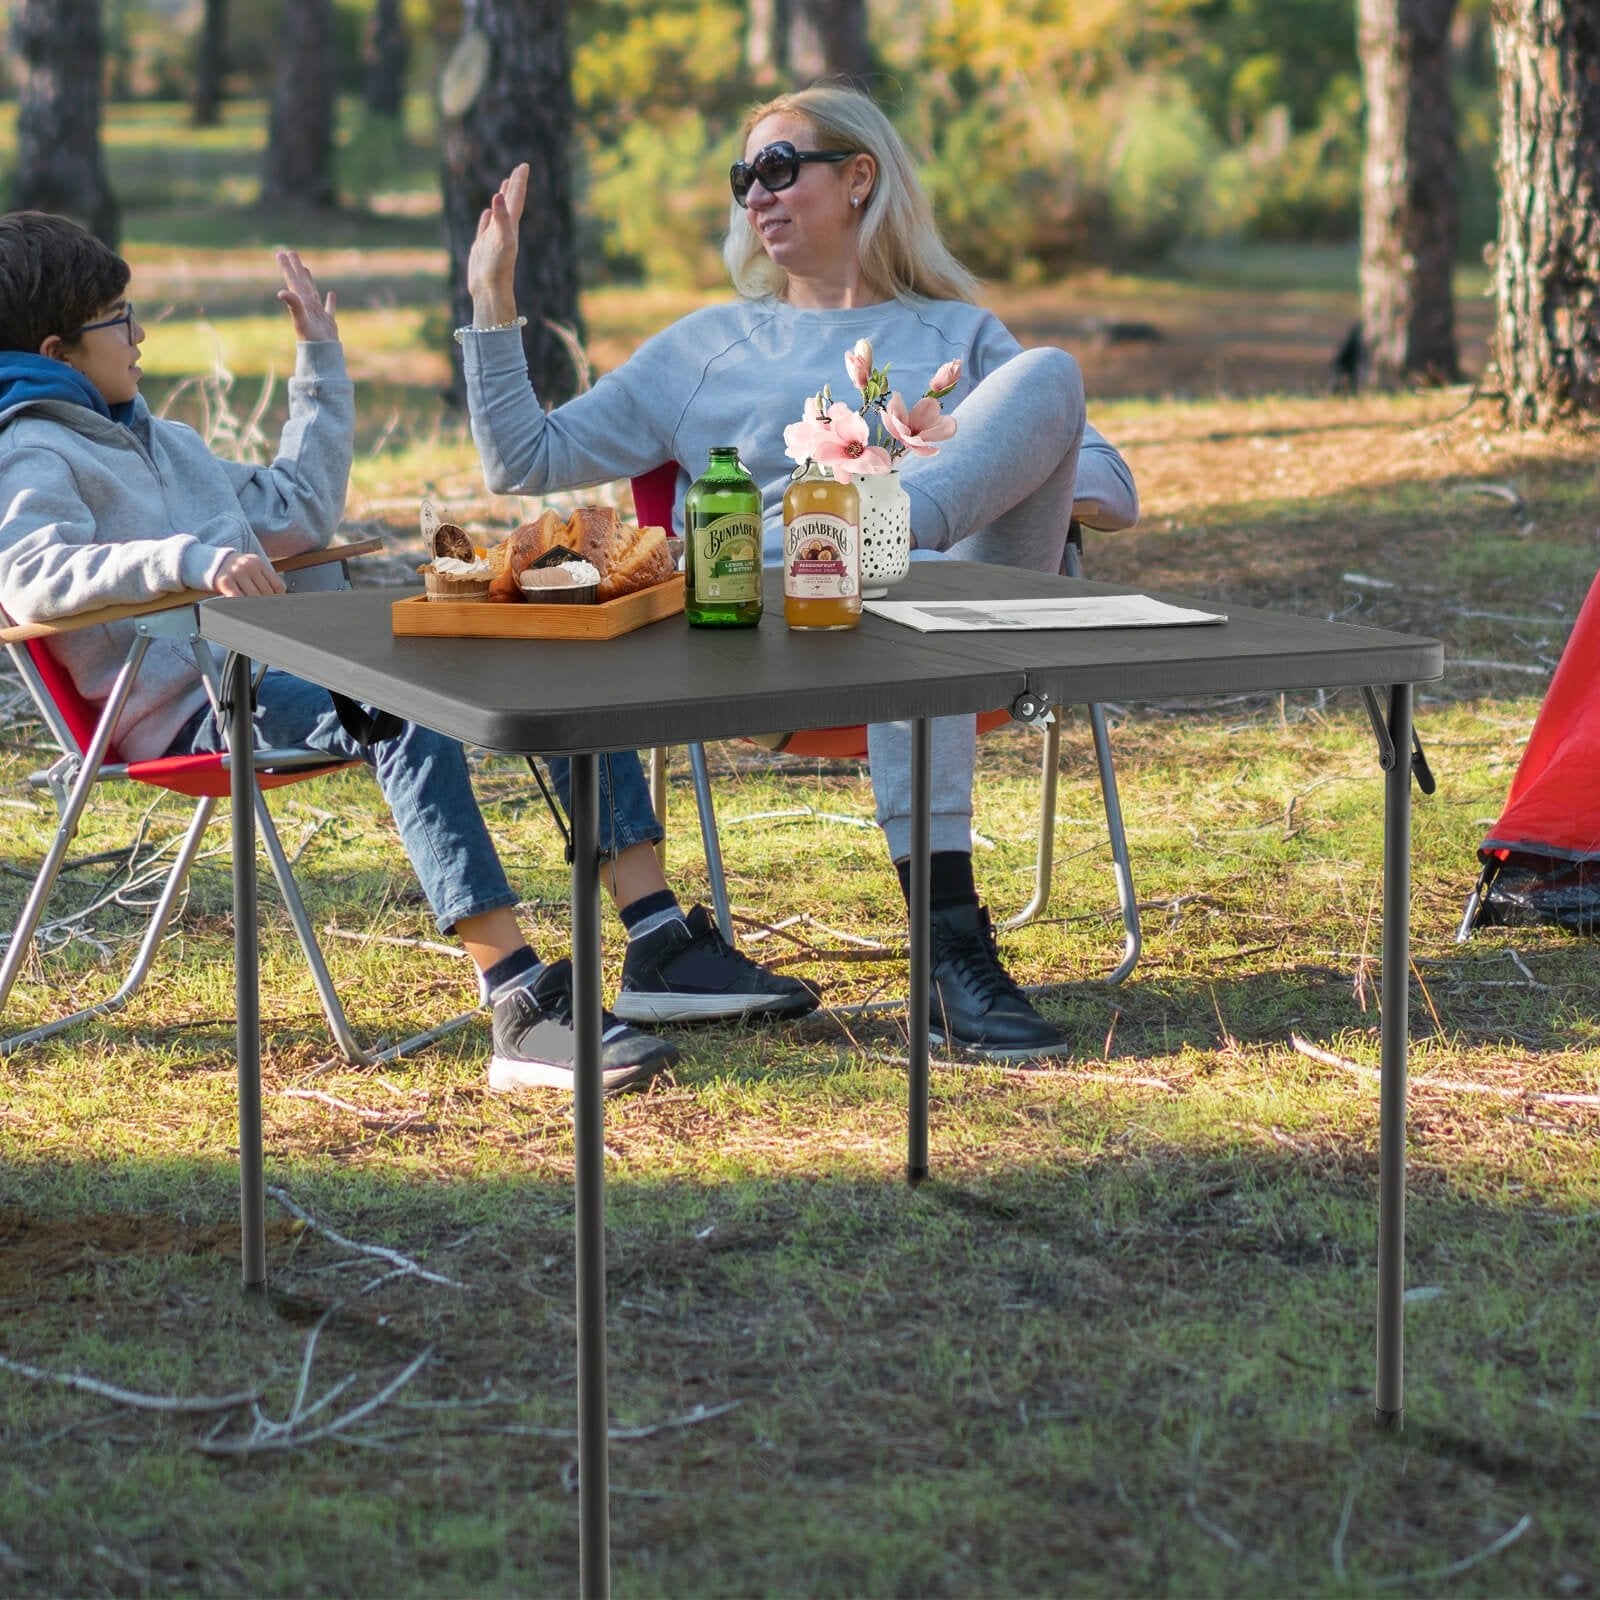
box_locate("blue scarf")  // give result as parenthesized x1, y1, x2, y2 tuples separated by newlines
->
(0, 351, 136, 426)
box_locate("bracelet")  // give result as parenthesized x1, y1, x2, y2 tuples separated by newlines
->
(453, 315, 527, 344)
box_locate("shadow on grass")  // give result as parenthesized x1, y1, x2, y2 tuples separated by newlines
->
(0, 1143, 1595, 1597)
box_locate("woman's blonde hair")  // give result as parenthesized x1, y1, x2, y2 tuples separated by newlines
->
(723, 85, 979, 305)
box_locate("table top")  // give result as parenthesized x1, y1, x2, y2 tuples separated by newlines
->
(199, 563, 1443, 756)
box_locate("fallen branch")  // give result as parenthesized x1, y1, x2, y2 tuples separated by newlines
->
(194, 1345, 435, 1456)
(1451, 658, 1550, 677)
(267, 1187, 466, 1290)
(1289, 1035, 1600, 1108)
(1371, 1514, 1531, 1589)
(279, 1088, 432, 1127)
(0, 1353, 259, 1414)
(475, 1399, 742, 1442)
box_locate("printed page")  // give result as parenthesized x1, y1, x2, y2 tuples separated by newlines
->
(862, 595, 1227, 632)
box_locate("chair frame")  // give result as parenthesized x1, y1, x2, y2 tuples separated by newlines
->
(1, 546, 472, 1063)
(637, 465, 1141, 984)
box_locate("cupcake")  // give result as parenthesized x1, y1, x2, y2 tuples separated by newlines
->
(520, 558, 601, 604)
(418, 554, 492, 602)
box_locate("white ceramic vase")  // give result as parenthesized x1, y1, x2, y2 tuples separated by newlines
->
(857, 467, 911, 598)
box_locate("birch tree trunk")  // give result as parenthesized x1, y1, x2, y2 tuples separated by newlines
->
(1489, 0, 1600, 424)
(440, 0, 581, 407)
(261, 0, 338, 209)
(1358, 0, 1461, 386)
(10, 0, 120, 246)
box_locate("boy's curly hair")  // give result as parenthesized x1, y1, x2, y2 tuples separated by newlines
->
(0, 211, 130, 355)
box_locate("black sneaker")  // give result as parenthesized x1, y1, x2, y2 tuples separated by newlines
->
(488, 960, 677, 1095)
(613, 905, 822, 1024)
(927, 903, 1070, 1060)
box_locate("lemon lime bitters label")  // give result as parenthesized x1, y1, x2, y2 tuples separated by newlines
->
(784, 513, 858, 598)
(691, 512, 762, 601)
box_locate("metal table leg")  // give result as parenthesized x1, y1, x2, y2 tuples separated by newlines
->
(908, 717, 931, 1184)
(228, 650, 266, 1290)
(1376, 683, 1411, 1430)
(570, 752, 610, 1598)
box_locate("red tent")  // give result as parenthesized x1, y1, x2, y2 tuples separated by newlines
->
(1461, 570, 1600, 935)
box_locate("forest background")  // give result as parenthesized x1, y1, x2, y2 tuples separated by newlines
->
(12, 0, 1500, 295)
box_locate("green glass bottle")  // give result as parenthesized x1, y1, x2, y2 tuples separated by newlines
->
(684, 446, 764, 628)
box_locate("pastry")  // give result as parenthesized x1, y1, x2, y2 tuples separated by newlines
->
(418, 554, 492, 602)
(595, 521, 675, 601)
(520, 559, 601, 604)
(487, 509, 566, 601)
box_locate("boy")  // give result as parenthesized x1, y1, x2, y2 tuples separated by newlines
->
(0, 211, 817, 1093)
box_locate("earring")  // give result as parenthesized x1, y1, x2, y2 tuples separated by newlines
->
(850, 195, 861, 209)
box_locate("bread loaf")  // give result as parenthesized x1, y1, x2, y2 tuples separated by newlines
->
(487, 509, 565, 601)
(595, 522, 674, 601)
(481, 502, 675, 604)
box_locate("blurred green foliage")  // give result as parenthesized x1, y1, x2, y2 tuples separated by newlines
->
(79, 0, 1498, 284)
(568, 0, 1498, 283)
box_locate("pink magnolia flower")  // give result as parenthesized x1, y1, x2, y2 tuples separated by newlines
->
(882, 392, 958, 458)
(925, 358, 962, 398)
(844, 339, 874, 393)
(811, 402, 893, 482)
(782, 394, 829, 466)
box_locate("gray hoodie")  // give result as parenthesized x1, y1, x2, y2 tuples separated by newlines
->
(0, 341, 353, 761)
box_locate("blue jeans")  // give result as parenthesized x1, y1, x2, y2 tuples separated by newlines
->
(172, 672, 665, 930)
(166, 673, 553, 939)
(541, 753, 666, 857)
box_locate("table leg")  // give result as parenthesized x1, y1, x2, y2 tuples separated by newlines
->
(228, 650, 266, 1290)
(1376, 683, 1411, 1430)
(908, 717, 931, 1184)
(570, 752, 610, 1598)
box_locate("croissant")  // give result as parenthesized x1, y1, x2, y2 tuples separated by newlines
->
(596, 522, 674, 601)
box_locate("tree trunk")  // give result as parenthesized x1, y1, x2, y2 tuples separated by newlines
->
(192, 0, 229, 128)
(786, 0, 870, 87)
(1358, 0, 1461, 387)
(747, 0, 788, 85)
(440, 0, 582, 407)
(365, 0, 410, 120)
(9, 0, 120, 246)
(1489, 0, 1600, 425)
(261, 0, 338, 209)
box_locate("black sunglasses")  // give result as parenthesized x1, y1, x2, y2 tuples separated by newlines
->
(73, 302, 137, 345)
(730, 142, 854, 207)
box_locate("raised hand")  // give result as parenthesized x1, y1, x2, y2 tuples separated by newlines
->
(212, 551, 286, 598)
(275, 249, 340, 343)
(466, 163, 529, 324)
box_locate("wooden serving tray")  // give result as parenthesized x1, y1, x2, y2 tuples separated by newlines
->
(392, 574, 685, 640)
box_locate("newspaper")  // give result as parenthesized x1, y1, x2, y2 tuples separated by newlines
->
(862, 594, 1227, 633)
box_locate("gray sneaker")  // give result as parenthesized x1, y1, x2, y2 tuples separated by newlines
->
(488, 960, 677, 1095)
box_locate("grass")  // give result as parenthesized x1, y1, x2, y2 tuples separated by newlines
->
(2, 103, 1599, 1598)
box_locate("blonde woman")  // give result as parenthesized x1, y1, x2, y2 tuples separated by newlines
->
(463, 85, 1137, 1059)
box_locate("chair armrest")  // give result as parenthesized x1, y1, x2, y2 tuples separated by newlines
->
(0, 538, 384, 645)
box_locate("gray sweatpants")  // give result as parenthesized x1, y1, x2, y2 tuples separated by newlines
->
(867, 345, 1086, 861)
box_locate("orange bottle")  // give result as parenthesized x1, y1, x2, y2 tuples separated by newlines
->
(782, 463, 861, 630)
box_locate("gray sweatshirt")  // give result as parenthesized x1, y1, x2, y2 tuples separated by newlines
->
(0, 342, 353, 762)
(464, 296, 1137, 560)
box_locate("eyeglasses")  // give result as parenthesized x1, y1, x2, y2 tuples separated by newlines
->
(73, 303, 136, 344)
(730, 142, 854, 207)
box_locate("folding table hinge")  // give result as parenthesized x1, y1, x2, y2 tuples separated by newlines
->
(1360, 686, 1436, 795)
(214, 652, 258, 721)
(1009, 690, 1056, 729)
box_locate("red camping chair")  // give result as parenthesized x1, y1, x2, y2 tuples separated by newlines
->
(1, 550, 469, 1063)
(632, 463, 1141, 981)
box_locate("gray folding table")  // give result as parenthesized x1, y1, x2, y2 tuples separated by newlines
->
(200, 563, 1441, 1600)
